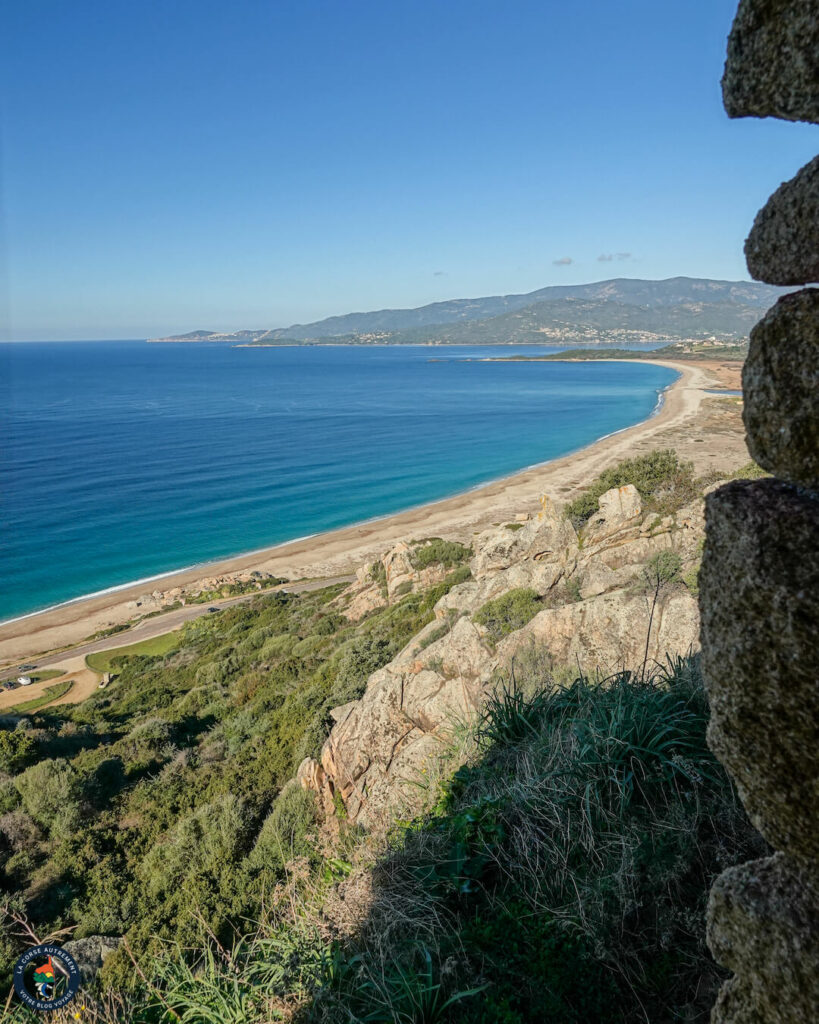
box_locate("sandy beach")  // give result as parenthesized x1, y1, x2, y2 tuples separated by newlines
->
(0, 358, 747, 666)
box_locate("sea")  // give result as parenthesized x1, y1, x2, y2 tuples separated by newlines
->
(0, 341, 677, 623)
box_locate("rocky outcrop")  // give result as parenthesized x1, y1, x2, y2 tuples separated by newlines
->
(124, 570, 281, 613)
(339, 541, 452, 622)
(300, 484, 703, 827)
(470, 498, 577, 577)
(501, 588, 699, 673)
(702, 7, 819, 1020)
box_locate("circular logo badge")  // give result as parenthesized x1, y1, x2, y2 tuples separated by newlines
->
(13, 944, 81, 1012)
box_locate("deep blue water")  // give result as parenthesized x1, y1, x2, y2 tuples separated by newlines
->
(0, 342, 677, 622)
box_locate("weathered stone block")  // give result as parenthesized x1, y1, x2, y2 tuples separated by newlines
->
(722, 0, 819, 123)
(745, 156, 819, 284)
(742, 289, 819, 490)
(700, 479, 819, 868)
(707, 853, 819, 1023)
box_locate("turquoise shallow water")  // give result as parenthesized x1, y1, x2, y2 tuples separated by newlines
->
(0, 342, 676, 622)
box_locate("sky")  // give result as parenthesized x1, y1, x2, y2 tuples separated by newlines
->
(1, 0, 816, 341)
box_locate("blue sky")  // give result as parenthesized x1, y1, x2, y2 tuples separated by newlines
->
(1, 0, 816, 340)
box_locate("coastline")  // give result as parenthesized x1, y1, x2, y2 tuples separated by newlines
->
(0, 359, 745, 664)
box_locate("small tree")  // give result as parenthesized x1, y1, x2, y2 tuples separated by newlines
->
(640, 551, 682, 678)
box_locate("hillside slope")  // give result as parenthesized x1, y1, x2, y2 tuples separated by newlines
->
(0, 451, 766, 1022)
(148, 276, 788, 345)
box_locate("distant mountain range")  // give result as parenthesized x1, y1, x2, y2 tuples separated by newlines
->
(148, 277, 788, 347)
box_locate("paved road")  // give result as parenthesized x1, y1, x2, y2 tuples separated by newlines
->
(10, 575, 355, 674)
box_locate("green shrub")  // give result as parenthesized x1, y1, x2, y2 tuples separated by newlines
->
(0, 730, 36, 775)
(473, 588, 541, 642)
(683, 564, 701, 595)
(369, 561, 388, 596)
(565, 449, 698, 528)
(14, 758, 82, 839)
(411, 539, 471, 570)
(639, 549, 683, 591)
(0, 778, 21, 815)
(729, 460, 768, 480)
(140, 793, 250, 899)
(250, 780, 318, 872)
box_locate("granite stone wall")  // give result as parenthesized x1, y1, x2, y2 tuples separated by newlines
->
(699, 2, 819, 1021)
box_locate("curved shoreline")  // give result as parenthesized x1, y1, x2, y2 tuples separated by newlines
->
(0, 359, 729, 664)
(0, 372, 674, 632)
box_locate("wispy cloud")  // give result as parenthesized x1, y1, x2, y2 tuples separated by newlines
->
(432, 270, 446, 277)
(598, 252, 632, 262)
(552, 256, 573, 266)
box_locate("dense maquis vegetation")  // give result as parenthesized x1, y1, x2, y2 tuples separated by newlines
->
(0, 572, 469, 994)
(2, 650, 761, 1022)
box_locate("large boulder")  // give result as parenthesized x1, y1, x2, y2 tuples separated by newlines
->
(700, 479, 819, 870)
(707, 854, 819, 1024)
(722, 0, 819, 124)
(581, 484, 643, 547)
(745, 156, 819, 285)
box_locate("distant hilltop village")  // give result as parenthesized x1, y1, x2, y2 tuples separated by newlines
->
(148, 275, 790, 347)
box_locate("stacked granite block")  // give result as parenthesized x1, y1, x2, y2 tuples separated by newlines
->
(699, 2, 819, 1021)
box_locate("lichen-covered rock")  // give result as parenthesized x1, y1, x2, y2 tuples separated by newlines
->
(61, 935, 123, 984)
(707, 853, 819, 1023)
(317, 615, 489, 827)
(582, 484, 642, 546)
(700, 479, 819, 869)
(745, 155, 819, 284)
(470, 497, 577, 578)
(742, 290, 819, 490)
(722, 0, 819, 124)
